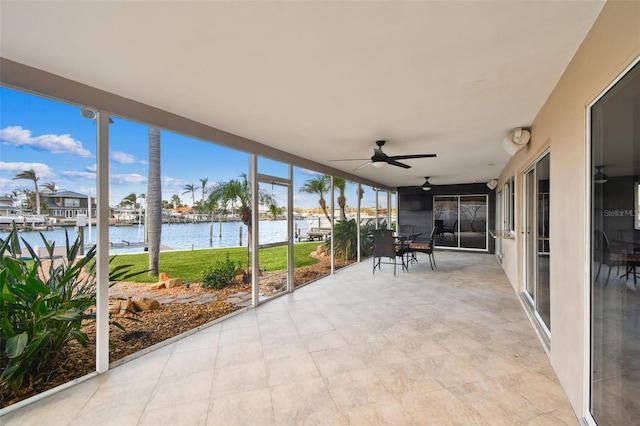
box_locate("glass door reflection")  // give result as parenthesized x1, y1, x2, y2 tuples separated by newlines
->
(434, 195, 487, 250)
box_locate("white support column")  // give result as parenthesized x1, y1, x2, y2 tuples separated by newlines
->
(250, 155, 259, 307)
(395, 191, 399, 232)
(287, 165, 294, 292)
(387, 191, 392, 230)
(330, 176, 335, 274)
(357, 184, 362, 263)
(95, 110, 110, 373)
(375, 188, 379, 229)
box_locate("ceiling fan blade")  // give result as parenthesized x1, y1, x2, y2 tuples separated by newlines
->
(328, 158, 370, 162)
(353, 161, 372, 171)
(331, 141, 436, 172)
(387, 159, 411, 169)
(388, 154, 437, 160)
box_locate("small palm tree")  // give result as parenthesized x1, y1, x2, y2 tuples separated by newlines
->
(269, 203, 283, 219)
(300, 175, 332, 223)
(209, 174, 275, 281)
(42, 182, 57, 194)
(334, 177, 347, 221)
(199, 177, 209, 213)
(13, 169, 41, 215)
(183, 183, 199, 207)
(171, 194, 182, 209)
(121, 192, 138, 208)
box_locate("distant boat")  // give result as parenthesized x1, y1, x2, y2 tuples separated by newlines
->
(0, 215, 46, 225)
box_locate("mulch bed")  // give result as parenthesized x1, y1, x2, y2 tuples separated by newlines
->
(2, 256, 353, 408)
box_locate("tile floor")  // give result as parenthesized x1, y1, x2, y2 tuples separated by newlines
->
(1, 251, 578, 425)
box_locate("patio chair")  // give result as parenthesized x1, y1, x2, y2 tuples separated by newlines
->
(398, 224, 418, 263)
(442, 220, 457, 240)
(399, 224, 415, 234)
(434, 220, 444, 241)
(407, 227, 437, 270)
(373, 228, 408, 275)
(594, 229, 620, 286)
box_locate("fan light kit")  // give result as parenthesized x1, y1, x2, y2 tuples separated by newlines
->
(329, 140, 436, 171)
(594, 166, 608, 184)
(422, 177, 432, 191)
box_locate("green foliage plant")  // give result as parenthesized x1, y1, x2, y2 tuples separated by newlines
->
(326, 219, 375, 261)
(0, 224, 140, 401)
(202, 253, 240, 290)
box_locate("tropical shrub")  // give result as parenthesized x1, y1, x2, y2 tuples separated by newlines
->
(0, 225, 140, 401)
(202, 254, 240, 289)
(326, 219, 375, 261)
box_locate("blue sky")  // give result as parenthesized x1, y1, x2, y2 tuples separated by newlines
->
(0, 87, 383, 211)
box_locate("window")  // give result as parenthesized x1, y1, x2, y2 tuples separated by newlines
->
(64, 198, 80, 207)
(501, 176, 515, 234)
(635, 181, 640, 230)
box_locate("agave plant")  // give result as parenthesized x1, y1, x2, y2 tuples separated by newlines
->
(0, 224, 141, 399)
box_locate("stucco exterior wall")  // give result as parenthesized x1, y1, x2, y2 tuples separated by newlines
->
(497, 0, 640, 417)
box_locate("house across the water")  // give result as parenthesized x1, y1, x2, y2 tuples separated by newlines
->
(43, 190, 95, 224)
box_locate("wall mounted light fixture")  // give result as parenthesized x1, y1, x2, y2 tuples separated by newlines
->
(80, 108, 114, 123)
(503, 127, 530, 156)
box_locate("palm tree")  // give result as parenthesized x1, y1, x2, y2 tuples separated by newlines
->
(183, 183, 199, 207)
(8, 189, 20, 208)
(211, 175, 251, 226)
(210, 173, 275, 280)
(269, 203, 283, 219)
(121, 192, 138, 209)
(13, 169, 41, 215)
(43, 182, 57, 194)
(147, 127, 162, 276)
(333, 177, 347, 221)
(171, 194, 182, 209)
(300, 175, 332, 223)
(19, 189, 34, 212)
(199, 177, 209, 213)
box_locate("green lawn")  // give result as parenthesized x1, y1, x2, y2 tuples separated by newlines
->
(109, 241, 322, 283)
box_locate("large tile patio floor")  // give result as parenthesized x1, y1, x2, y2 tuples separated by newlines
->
(1, 251, 577, 425)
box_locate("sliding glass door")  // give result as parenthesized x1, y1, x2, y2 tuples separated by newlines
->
(590, 60, 640, 425)
(523, 152, 551, 334)
(434, 195, 488, 250)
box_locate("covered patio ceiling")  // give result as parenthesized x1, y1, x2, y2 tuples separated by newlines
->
(0, 1, 605, 188)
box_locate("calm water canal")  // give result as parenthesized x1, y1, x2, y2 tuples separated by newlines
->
(1, 220, 313, 254)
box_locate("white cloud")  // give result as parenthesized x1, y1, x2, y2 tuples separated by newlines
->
(161, 176, 185, 186)
(111, 173, 147, 185)
(0, 126, 92, 157)
(0, 161, 55, 179)
(86, 164, 97, 172)
(0, 177, 16, 194)
(111, 151, 146, 164)
(62, 170, 96, 180)
(300, 168, 322, 176)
